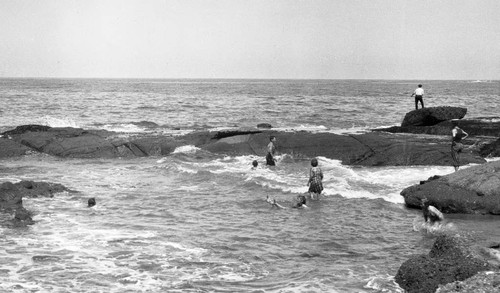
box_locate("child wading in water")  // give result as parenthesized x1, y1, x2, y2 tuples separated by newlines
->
(307, 158, 323, 200)
(266, 195, 308, 209)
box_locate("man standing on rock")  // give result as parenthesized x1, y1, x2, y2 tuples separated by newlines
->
(410, 84, 425, 110)
(451, 124, 468, 171)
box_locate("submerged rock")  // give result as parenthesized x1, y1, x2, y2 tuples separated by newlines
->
(401, 160, 500, 215)
(14, 180, 75, 198)
(395, 235, 493, 293)
(1, 180, 74, 227)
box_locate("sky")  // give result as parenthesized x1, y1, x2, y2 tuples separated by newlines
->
(0, 0, 499, 80)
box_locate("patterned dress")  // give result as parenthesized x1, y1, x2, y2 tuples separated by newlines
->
(308, 167, 324, 194)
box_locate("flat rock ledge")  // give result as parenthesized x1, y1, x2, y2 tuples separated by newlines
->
(0, 124, 487, 167)
(395, 235, 495, 293)
(0, 180, 74, 227)
(401, 160, 500, 215)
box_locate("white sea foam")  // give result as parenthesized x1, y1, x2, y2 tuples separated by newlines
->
(100, 123, 146, 133)
(40, 115, 79, 128)
(172, 145, 201, 154)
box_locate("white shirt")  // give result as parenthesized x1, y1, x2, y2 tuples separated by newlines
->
(414, 88, 424, 96)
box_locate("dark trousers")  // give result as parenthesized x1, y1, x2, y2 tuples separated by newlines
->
(415, 95, 424, 109)
(266, 153, 275, 166)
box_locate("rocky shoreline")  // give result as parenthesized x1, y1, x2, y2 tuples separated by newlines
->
(2, 106, 500, 291)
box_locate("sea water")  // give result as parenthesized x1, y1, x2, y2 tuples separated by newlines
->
(0, 79, 500, 292)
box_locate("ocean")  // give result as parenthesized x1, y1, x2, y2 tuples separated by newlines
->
(0, 78, 499, 292)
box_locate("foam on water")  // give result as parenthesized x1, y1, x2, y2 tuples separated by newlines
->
(40, 115, 79, 128)
(165, 154, 459, 204)
(98, 123, 147, 133)
(172, 145, 201, 154)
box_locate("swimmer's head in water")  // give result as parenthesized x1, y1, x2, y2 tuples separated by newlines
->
(298, 195, 307, 205)
(311, 158, 318, 167)
(252, 160, 258, 167)
(88, 198, 96, 207)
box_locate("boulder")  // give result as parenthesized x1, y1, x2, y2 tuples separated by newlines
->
(395, 235, 493, 293)
(401, 160, 500, 214)
(401, 107, 467, 127)
(437, 271, 500, 293)
(257, 123, 273, 129)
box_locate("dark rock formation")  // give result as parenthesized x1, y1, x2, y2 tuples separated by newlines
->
(1, 125, 181, 158)
(401, 107, 467, 127)
(0, 182, 32, 226)
(14, 180, 74, 198)
(0, 182, 24, 211)
(480, 137, 500, 158)
(401, 160, 500, 215)
(0, 137, 32, 158)
(437, 271, 500, 293)
(2, 124, 52, 136)
(257, 123, 272, 129)
(199, 130, 485, 166)
(375, 117, 500, 138)
(0, 124, 487, 167)
(1, 181, 74, 227)
(395, 235, 493, 293)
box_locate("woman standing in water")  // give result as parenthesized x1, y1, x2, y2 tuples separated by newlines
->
(307, 158, 324, 200)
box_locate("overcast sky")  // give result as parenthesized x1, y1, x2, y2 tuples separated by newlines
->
(1, 0, 499, 79)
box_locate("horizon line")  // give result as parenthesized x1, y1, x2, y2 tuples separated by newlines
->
(0, 76, 498, 82)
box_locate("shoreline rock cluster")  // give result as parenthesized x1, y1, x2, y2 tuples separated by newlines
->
(395, 235, 497, 293)
(2, 106, 500, 290)
(1, 107, 498, 166)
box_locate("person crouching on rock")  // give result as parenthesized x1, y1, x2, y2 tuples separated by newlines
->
(266, 136, 277, 166)
(451, 124, 469, 172)
(307, 158, 324, 200)
(421, 198, 444, 224)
